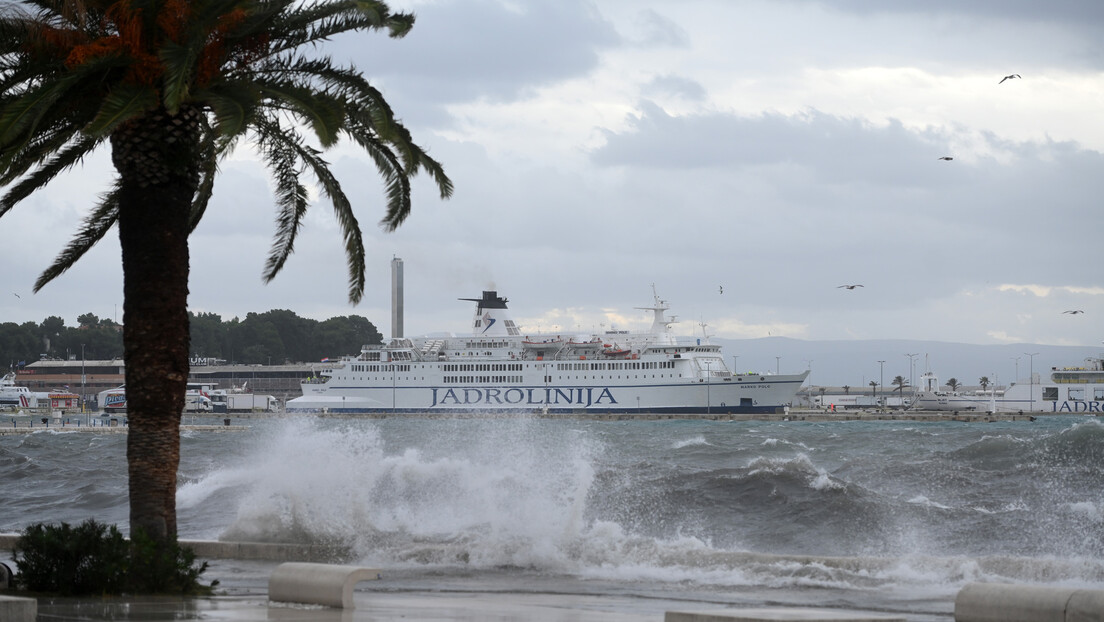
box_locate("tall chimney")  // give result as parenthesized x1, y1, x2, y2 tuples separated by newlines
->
(391, 256, 404, 338)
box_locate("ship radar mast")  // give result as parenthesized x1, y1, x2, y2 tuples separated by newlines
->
(635, 284, 678, 334)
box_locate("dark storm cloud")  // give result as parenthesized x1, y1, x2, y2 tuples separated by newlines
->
(331, 0, 619, 109)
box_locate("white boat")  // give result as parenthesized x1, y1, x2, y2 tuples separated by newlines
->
(287, 289, 809, 415)
(0, 372, 42, 409)
(914, 353, 1104, 413)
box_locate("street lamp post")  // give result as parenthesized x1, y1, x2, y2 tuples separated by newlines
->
(80, 344, 86, 421)
(877, 360, 886, 409)
(904, 353, 918, 406)
(1025, 352, 1039, 411)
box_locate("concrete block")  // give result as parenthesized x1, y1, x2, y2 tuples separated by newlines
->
(268, 562, 381, 609)
(0, 595, 37, 622)
(954, 582, 1078, 622)
(1066, 589, 1104, 622)
(665, 608, 905, 621)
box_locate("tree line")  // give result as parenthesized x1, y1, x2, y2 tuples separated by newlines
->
(2, 309, 383, 370)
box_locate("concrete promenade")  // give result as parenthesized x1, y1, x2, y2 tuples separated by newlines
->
(0, 538, 949, 621)
(0, 409, 1052, 433)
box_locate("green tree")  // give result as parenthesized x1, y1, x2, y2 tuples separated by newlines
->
(311, 315, 382, 360)
(1, 0, 451, 551)
(188, 312, 226, 361)
(946, 377, 960, 392)
(77, 313, 100, 328)
(979, 376, 990, 391)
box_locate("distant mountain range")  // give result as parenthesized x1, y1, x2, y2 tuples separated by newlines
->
(713, 337, 1103, 389)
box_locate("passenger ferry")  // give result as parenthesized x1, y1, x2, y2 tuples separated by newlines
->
(914, 353, 1104, 413)
(286, 290, 809, 415)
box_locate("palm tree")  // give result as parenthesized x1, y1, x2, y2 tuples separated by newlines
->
(0, 0, 451, 545)
(891, 375, 908, 407)
(979, 376, 990, 391)
(868, 379, 878, 404)
(946, 377, 960, 392)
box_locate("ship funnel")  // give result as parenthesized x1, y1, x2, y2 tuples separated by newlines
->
(460, 291, 520, 337)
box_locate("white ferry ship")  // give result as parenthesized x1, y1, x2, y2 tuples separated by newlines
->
(286, 290, 809, 415)
(914, 353, 1104, 413)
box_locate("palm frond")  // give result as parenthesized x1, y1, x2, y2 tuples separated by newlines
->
(33, 180, 120, 291)
(255, 121, 311, 283)
(255, 78, 345, 147)
(188, 115, 221, 233)
(159, 39, 197, 114)
(84, 82, 160, 135)
(0, 122, 80, 184)
(193, 80, 259, 137)
(0, 133, 101, 217)
(0, 71, 79, 146)
(257, 115, 365, 302)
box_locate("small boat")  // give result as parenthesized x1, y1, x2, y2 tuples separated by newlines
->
(567, 337, 602, 350)
(0, 372, 41, 409)
(522, 337, 563, 352)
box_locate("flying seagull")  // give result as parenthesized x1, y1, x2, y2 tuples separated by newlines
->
(11, 292, 19, 298)
(1063, 310, 1084, 314)
(999, 74, 1021, 84)
(938, 156, 953, 161)
(719, 286, 723, 295)
(838, 284, 863, 290)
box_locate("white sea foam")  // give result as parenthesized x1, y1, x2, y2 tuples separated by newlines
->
(672, 435, 709, 449)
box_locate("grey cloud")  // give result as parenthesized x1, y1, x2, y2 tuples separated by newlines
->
(795, 0, 1104, 25)
(642, 74, 707, 101)
(590, 101, 955, 187)
(330, 0, 619, 110)
(631, 9, 691, 47)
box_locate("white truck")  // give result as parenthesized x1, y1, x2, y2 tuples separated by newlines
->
(211, 392, 279, 413)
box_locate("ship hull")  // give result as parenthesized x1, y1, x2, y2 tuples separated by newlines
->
(288, 374, 809, 415)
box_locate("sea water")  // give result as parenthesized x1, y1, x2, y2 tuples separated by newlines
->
(3, 415, 1104, 620)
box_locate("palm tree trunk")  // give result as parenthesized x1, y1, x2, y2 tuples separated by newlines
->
(112, 106, 202, 542)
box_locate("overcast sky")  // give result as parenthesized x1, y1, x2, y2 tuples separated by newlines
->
(3, 0, 1102, 353)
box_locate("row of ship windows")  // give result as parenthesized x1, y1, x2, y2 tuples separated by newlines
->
(442, 364, 523, 372)
(331, 373, 683, 383)
(348, 364, 412, 372)
(1053, 374, 1104, 384)
(1043, 387, 1104, 400)
(445, 376, 524, 383)
(555, 361, 673, 370)
(347, 362, 673, 373)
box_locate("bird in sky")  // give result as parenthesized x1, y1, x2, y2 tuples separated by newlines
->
(11, 292, 19, 298)
(838, 284, 863, 290)
(1063, 310, 1084, 314)
(719, 286, 724, 295)
(999, 74, 1021, 84)
(938, 156, 953, 161)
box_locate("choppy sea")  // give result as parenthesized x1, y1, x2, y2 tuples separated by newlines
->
(3, 414, 1104, 620)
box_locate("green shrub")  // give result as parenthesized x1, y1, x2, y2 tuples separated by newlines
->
(12, 520, 216, 595)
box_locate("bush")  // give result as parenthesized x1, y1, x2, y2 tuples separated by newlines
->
(12, 520, 216, 595)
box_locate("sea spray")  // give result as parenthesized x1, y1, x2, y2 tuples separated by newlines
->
(8, 414, 1104, 617)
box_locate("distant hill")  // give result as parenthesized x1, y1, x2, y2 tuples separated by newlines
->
(714, 337, 1103, 389)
